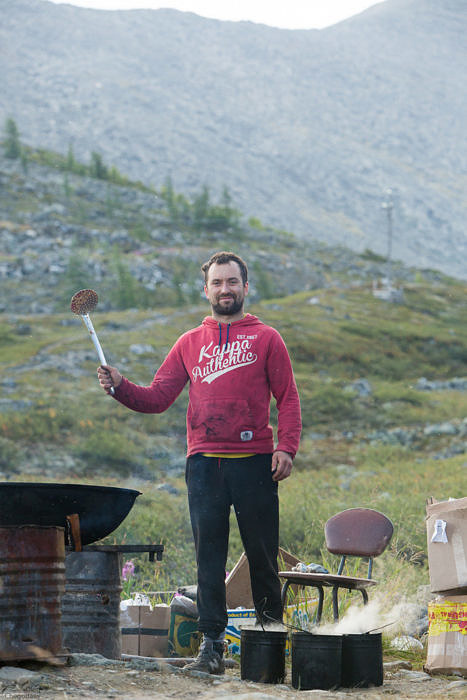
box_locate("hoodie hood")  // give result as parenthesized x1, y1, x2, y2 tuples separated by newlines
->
(202, 314, 264, 351)
(202, 313, 262, 329)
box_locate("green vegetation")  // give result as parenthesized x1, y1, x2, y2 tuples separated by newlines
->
(0, 278, 465, 622)
(1, 123, 242, 235)
(3, 117, 22, 159)
(0, 135, 466, 631)
(28, 145, 144, 188)
(159, 176, 241, 232)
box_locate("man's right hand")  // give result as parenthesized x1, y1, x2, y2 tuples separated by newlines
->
(97, 365, 122, 394)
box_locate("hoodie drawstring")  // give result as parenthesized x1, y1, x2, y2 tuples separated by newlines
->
(218, 322, 231, 353)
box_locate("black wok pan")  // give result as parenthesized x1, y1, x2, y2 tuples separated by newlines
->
(0, 482, 141, 545)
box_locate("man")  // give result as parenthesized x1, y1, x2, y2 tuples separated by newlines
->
(98, 251, 301, 674)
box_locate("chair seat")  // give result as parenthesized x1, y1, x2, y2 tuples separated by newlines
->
(278, 570, 378, 591)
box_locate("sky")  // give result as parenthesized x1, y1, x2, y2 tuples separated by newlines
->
(47, 1, 385, 30)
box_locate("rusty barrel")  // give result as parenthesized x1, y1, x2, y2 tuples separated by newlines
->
(61, 551, 122, 659)
(0, 525, 66, 662)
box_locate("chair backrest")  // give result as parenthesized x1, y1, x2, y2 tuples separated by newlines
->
(324, 508, 394, 558)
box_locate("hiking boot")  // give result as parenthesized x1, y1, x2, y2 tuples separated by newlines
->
(184, 639, 225, 675)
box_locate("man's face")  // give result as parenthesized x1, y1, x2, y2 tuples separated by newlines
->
(205, 261, 248, 317)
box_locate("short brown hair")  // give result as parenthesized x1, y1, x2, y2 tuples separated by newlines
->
(201, 251, 248, 285)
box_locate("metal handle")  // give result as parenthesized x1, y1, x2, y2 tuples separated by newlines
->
(81, 314, 115, 396)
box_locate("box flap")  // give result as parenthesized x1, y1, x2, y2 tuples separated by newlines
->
(426, 496, 467, 518)
(225, 547, 301, 609)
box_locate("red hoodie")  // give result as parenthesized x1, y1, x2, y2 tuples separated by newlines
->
(113, 314, 301, 458)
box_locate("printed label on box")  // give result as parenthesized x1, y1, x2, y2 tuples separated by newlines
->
(225, 609, 256, 654)
(428, 599, 467, 636)
(225, 599, 318, 656)
(426, 595, 467, 675)
(168, 611, 200, 657)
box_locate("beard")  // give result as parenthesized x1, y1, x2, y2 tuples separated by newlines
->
(211, 294, 244, 317)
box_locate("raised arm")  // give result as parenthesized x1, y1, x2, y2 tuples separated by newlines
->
(97, 338, 189, 414)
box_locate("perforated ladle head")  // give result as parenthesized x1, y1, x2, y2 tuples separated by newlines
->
(70, 289, 99, 315)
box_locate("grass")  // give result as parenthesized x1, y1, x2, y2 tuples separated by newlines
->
(1, 150, 466, 644)
(0, 284, 465, 607)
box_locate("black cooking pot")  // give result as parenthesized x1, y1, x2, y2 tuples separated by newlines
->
(341, 632, 383, 687)
(241, 628, 287, 684)
(0, 482, 141, 545)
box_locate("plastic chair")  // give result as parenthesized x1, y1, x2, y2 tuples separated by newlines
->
(279, 508, 394, 622)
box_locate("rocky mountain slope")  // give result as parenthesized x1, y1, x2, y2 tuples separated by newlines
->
(1, 0, 466, 278)
(1, 151, 441, 317)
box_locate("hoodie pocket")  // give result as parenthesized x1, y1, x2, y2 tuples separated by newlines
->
(190, 398, 255, 444)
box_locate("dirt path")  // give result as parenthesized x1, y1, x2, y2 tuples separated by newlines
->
(1, 655, 466, 699)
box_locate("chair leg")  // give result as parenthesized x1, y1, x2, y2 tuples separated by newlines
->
(316, 586, 324, 623)
(329, 588, 369, 624)
(332, 586, 339, 622)
(281, 580, 290, 608)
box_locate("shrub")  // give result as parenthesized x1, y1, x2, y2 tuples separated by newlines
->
(0, 436, 22, 471)
(3, 117, 21, 159)
(0, 406, 75, 442)
(72, 431, 140, 476)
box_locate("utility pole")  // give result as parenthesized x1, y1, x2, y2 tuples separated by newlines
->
(381, 188, 394, 288)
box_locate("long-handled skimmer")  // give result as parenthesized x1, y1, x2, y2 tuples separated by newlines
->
(70, 289, 115, 395)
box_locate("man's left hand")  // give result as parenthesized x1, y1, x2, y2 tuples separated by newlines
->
(271, 450, 293, 481)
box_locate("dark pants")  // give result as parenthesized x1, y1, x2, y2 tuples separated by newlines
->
(185, 453, 283, 637)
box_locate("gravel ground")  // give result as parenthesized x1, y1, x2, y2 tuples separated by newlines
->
(1, 655, 466, 699)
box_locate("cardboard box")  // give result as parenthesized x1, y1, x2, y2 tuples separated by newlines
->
(225, 608, 257, 654)
(426, 497, 467, 594)
(225, 547, 301, 609)
(286, 596, 318, 631)
(225, 598, 318, 656)
(121, 604, 170, 657)
(168, 610, 200, 657)
(426, 595, 467, 676)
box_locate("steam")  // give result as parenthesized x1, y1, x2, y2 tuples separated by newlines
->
(239, 621, 288, 633)
(312, 593, 420, 636)
(234, 593, 419, 638)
